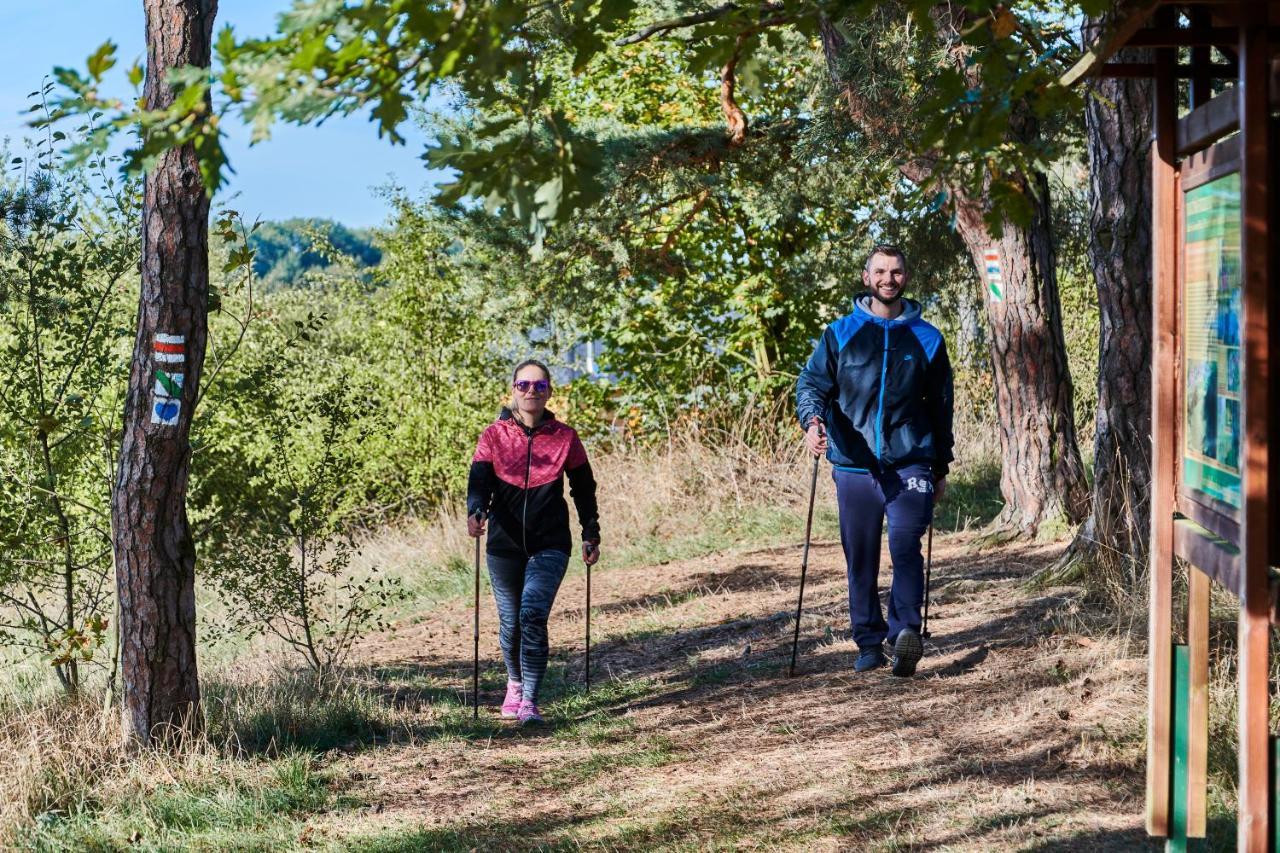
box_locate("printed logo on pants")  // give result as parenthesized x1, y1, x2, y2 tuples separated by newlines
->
(905, 477, 933, 494)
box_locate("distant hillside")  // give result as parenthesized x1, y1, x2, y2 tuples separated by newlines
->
(249, 218, 382, 290)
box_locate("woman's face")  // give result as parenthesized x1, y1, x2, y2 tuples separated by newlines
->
(512, 364, 551, 419)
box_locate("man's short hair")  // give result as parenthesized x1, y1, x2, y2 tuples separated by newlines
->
(864, 244, 908, 273)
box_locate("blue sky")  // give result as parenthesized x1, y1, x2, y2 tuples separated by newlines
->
(0, 1, 450, 227)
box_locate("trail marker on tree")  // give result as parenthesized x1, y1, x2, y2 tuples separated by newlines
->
(982, 249, 1004, 303)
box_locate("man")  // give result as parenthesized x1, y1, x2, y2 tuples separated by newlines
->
(795, 245, 954, 677)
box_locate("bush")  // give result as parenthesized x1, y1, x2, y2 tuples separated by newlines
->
(0, 137, 137, 692)
(206, 375, 406, 672)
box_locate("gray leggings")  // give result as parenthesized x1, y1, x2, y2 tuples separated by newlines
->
(487, 549, 569, 703)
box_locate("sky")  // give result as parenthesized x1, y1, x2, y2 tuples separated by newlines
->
(0, 1, 451, 227)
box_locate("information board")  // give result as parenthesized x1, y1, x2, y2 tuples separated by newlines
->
(1182, 172, 1242, 513)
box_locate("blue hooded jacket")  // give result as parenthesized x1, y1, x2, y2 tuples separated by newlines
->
(795, 295, 954, 478)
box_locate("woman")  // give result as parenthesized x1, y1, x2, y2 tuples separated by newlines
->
(466, 359, 601, 725)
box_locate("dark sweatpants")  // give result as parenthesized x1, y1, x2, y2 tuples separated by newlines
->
(833, 464, 935, 650)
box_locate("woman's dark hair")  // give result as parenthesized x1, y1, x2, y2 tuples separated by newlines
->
(512, 358, 552, 384)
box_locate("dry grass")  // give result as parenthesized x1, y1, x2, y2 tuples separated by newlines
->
(325, 531, 1150, 850)
(349, 401, 1003, 599)
(0, 417, 1015, 848)
(0, 527, 1154, 850)
(0, 662, 400, 847)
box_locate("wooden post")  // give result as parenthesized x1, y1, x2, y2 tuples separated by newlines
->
(1184, 54, 1212, 843)
(1188, 7, 1212, 111)
(1236, 5, 1272, 850)
(1146, 33, 1179, 839)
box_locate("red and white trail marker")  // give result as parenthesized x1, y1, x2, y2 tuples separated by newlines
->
(983, 249, 1004, 303)
(150, 334, 185, 426)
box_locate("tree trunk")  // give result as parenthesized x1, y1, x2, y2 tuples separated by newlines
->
(951, 178, 1090, 536)
(112, 0, 217, 747)
(1046, 21, 1153, 584)
(818, 16, 1089, 537)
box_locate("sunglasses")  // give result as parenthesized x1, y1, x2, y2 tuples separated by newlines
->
(513, 379, 550, 394)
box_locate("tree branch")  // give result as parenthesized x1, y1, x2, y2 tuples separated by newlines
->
(721, 33, 749, 146)
(616, 2, 785, 46)
(660, 188, 714, 254)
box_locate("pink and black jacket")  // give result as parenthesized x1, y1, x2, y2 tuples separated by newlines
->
(467, 408, 600, 558)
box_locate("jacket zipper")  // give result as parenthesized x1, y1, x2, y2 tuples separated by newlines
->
(876, 322, 889, 460)
(521, 428, 534, 556)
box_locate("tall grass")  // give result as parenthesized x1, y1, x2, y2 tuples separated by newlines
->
(0, 667, 356, 846)
(352, 397, 1003, 592)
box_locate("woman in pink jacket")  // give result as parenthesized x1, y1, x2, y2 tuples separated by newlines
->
(466, 360, 601, 724)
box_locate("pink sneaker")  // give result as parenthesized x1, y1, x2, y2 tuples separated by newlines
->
(501, 680, 523, 719)
(517, 700, 544, 726)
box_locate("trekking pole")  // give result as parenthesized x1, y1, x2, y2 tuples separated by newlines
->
(789, 424, 824, 678)
(921, 523, 934, 640)
(585, 554, 593, 693)
(472, 529, 481, 720)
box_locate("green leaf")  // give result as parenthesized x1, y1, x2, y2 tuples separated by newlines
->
(86, 41, 118, 81)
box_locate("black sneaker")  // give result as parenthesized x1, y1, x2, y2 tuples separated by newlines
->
(891, 628, 923, 677)
(854, 645, 886, 672)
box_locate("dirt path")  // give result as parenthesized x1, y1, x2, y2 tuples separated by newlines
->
(318, 532, 1150, 851)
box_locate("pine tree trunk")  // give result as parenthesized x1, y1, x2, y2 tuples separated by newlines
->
(818, 15, 1089, 537)
(112, 0, 217, 747)
(951, 179, 1090, 536)
(1048, 23, 1154, 584)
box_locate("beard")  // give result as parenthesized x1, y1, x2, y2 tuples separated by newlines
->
(871, 288, 902, 306)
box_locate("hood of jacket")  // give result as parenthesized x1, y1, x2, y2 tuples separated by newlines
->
(853, 293, 923, 325)
(497, 406, 559, 435)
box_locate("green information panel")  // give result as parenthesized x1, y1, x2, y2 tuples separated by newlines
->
(1182, 172, 1242, 513)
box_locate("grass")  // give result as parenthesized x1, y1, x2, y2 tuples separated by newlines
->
(0, 427, 1013, 847)
(0, 666, 397, 847)
(20, 754, 328, 852)
(343, 821, 584, 853)
(542, 733, 679, 785)
(934, 457, 1004, 533)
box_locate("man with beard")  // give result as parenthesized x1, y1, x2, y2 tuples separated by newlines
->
(795, 245, 954, 677)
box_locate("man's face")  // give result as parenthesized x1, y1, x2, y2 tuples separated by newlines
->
(861, 252, 909, 304)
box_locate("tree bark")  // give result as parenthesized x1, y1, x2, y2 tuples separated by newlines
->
(1049, 21, 1153, 583)
(112, 0, 217, 747)
(818, 16, 1089, 536)
(950, 178, 1090, 535)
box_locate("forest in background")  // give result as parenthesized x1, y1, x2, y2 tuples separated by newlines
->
(1, 5, 1112, 691)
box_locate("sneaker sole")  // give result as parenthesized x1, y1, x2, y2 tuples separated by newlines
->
(501, 709, 519, 719)
(892, 631, 923, 677)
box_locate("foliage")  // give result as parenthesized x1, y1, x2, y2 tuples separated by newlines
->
(45, 1, 1110, 245)
(190, 201, 505, 534)
(0, 106, 138, 692)
(1050, 158, 1102, 442)
(425, 17, 976, 440)
(205, 372, 407, 673)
